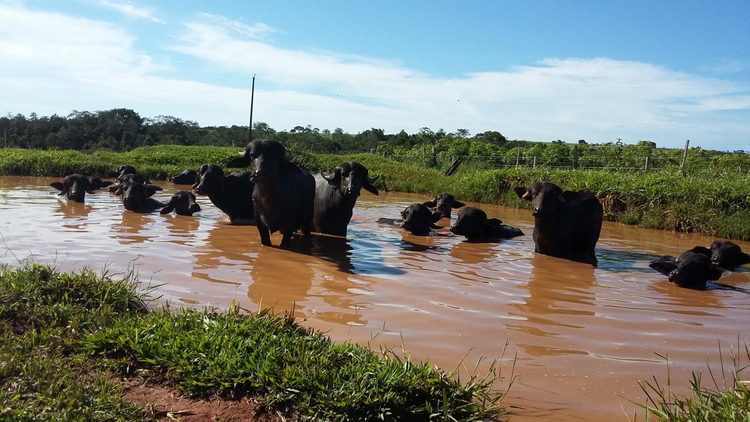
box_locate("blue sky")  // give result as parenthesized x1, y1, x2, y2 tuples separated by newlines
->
(1, 0, 749, 150)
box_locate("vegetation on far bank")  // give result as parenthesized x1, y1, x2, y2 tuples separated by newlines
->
(1, 145, 749, 241)
(0, 264, 506, 421)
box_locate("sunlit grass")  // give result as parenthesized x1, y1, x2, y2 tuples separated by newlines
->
(633, 344, 750, 422)
(0, 264, 508, 421)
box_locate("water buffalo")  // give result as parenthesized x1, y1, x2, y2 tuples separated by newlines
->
(170, 169, 198, 185)
(108, 173, 149, 193)
(115, 165, 136, 180)
(313, 162, 379, 236)
(377, 203, 443, 235)
(449, 207, 524, 241)
(160, 191, 201, 216)
(423, 193, 465, 219)
(514, 182, 603, 264)
(226, 139, 314, 248)
(50, 174, 99, 202)
(649, 246, 724, 290)
(193, 164, 255, 224)
(112, 179, 165, 212)
(87, 177, 112, 190)
(710, 240, 750, 269)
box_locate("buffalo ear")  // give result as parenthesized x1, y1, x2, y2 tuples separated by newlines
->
(740, 252, 750, 265)
(690, 246, 712, 258)
(452, 200, 466, 209)
(50, 182, 64, 192)
(363, 184, 379, 195)
(514, 187, 531, 200)
(649, 256, 678, 277)
(226, 153, 250, 168)
(322, 168, 341, 185)
(423, 200, 437, 208)
(429, 222, 443, 229)
(143, 184, 161, 197)
(160, 203, 175, 215)
(487, 218, 503, 227)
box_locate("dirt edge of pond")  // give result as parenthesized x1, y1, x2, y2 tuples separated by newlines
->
(122, 379, 289, 422)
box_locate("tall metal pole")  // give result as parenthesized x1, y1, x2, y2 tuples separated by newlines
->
(248, 75, 256, 143)
(680, 139, 690, 176)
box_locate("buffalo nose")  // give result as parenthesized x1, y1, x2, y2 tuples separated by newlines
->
(532, 207, 540, 215)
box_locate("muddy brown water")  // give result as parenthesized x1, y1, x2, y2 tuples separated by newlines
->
(2, 176, 749, 420)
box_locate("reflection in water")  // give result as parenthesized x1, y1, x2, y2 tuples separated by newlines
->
(2, 179, 750, 422)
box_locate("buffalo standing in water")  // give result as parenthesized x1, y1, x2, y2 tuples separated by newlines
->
(514, 182, 603, 264)
(160, 191, 201, 216)
(449, 207, 523, 241)
(193, 164, 255, 224)
(709, 240, 750, 269)
(314, 162, 379, 236)
(170, 169, 198, 185)
(377, 203, 444, 235)
(51, 174, 104, 202)
(227, 140, 314, 248)
(649, 246, 724, 290)
(423, 193, 465, 219)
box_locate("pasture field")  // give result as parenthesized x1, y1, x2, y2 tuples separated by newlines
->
(1, 145, 749, 240)
(0, 264, 504, 421)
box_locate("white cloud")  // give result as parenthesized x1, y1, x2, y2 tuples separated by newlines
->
(97, 0, 165, 24)
(0, 5, 748, 149)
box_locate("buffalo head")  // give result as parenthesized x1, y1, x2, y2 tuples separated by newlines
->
(161, 191, 201, 216)
(650, 246, 724, 290)
(401, 203, 443, 235)
(710, 240, 750, 269)
(514, 182, 570, 218)
(50, 174, 97, 202)
(112, 179, 163, 211)
(226, 139, 288, 183)
(423, 193, 465, 218)
(193, 164, 224, 195)
(170, 169, 198, 185)
(322, 162, 379, 198)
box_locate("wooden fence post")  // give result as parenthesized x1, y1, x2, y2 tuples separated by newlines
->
(644, 155, 651, 172)
(532, 155, 537, 169)
(680, 139, 690, 176)
(515, 147, 521, 167)
(572, 145, 579, 169)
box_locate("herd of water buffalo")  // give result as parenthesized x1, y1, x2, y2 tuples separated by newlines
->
(49, 139, 749, 291)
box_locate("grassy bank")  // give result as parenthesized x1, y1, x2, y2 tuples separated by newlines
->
(636, 350, 750, 421)
(1, 146, 749, 240)
(0, 265, 505, 421)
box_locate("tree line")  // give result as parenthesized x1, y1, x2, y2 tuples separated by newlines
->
(1, 108, 745, 173)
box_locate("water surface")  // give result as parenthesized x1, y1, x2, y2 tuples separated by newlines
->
(2, 176, 749, 421)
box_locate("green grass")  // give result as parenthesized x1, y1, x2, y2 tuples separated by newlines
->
(1, 145, 749, 240)
(634, 346, 750, 422)
(0, 265, 507, 421)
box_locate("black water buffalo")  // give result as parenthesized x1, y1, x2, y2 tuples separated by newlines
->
(160, 191, 201, 216)
(227, 139, 315, 248)
(87, 177, 112, 190)
(112, 179, 165, 212)
(710, 240, 750, 269)
(193, 164, 255, 224)
(50, 174, 100, 202)
(514, 182, 603, 263)
(649, 246, 724, 290)
(313, 162, 379, 236)
(423, 193, 465, 219)
(115, 165, 136, 180)
(449, 207, 524, 241)
(170, 169, 198, 185)
(108, 173, 149, 193)
(377, 203, 443, 235)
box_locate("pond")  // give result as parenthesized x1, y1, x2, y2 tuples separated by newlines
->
(1, 176, 749, 421)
